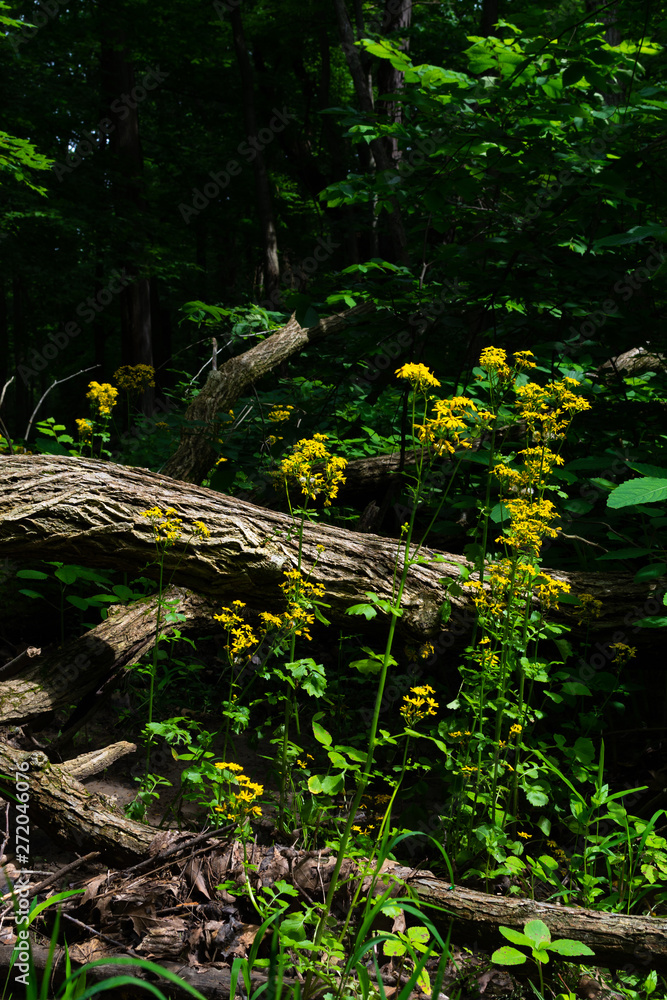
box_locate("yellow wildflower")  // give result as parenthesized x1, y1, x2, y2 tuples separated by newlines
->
(113, 364, 155, 393)
(395, 363, 441, 392)
(76, 418, 93, 440)
(86, 381, 118, 417)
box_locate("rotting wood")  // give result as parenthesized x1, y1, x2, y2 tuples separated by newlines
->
(1, 455, 660, 647)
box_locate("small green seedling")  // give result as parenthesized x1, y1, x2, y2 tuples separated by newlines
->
(384, 924, 432, 996)
(492, 919, 594, 994)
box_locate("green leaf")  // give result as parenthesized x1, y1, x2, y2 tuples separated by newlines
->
(627, 463, 667, 479)
(312, 721, 332, 746)
(492, 946, 527, 966)
(350, 657, 383, 675)
(54, 565, 79, 585)
(634, 563, 667, 582)
(66, 595, 91, 610)
(523, 920, 551, 947)
(608, 478, 667, 508)
(307, 772, 345, 795)
(634, 616, 667, 628)
(383, 938, 407, 957)
(548, 939, 595, 957)
(346, 602, 377, 620)
(499, 927, 532, 947)
(16, 569, 49, 580)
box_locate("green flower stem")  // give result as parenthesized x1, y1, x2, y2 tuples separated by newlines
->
(146, 552, 165, 775)
(279, 506, 306, 832)
(311, 503, 418, 959)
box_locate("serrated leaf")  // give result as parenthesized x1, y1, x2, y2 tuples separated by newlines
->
(608, 478, 667, 508)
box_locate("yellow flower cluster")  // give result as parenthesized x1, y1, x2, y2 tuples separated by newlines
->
(268, 404, 294, 423)
(510, 723, 523, 735)
(113, 364, 156, 393)
(400, 684, 439, 725)
(499, 497, 561, 557)
(76, 418, 93, 440)
(478, 347, 537, 382)
(86, 381, 118, 417)
(258, 568, 326, 641)
(517, 831, 531, 839)
(142, 507, 210, 547)
(479, 347, 512, 380)
(515, 377, 591, 442)
(609, 642, 637, 665)
(213, 762, 263, 821)
(493, 446, 564, 496)
(142, 506, 183, 545)
(465, 558, 569, 617)
(214, 601, 259, 657)
(395, 363, 441, 392)
(576, 592, 603, 625)
(278, 433, 347, 506)
(416, 395, 492, 457)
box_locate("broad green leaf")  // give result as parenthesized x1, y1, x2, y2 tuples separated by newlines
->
(548, 939, 595, 957)
(350, 657, 382, 675)
(491, 946, 527, 966)
(524, 920, 551, 946)
(499, 927, 532, 947)
(54, 565, 79, 585)
(312, 721, 332, 746)
(608, 478, 667, 508)
(16, 569, 49, 580)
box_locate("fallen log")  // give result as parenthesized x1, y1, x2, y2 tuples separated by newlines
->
(163, 303, 375, 485)
(0, 741, 156, 864)
(0, 586, 215, 737)
(0, 455, 659, 643)
(408, 868, 667, 973)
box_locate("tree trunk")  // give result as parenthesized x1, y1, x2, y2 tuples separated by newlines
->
(0, 455, 660, 646)
(101, 32, 154, 397)
(331, 0, 409, 264)
(0, 741, 155, 863)
(377, 0, 412, 165)
(409, 867, 667, 973)
(229, 5, 281, 302)
(162, 302, 374, 484)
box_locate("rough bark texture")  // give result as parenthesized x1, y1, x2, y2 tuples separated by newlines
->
(0, 586, 214, 728)
(0, 455, 662, 646)
(411, 871, 667, 973)
(0, 742, 155, 863)
(162, 302, 374, 484)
